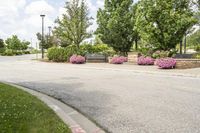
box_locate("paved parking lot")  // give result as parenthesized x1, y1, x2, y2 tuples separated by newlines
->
(1, 55, 200, 133)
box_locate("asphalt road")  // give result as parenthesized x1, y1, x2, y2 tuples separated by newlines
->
(0, 55, 200, 133)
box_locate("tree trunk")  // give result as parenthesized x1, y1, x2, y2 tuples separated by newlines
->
(184, 33, 187, 54)
(180, 40, 183, 54)
(135, 39, 138, 51)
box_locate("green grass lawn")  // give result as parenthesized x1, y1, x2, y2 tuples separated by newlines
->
(0, 83, 71, 133)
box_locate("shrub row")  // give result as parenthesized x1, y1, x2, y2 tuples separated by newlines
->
(0, 49, 30, 56)
(47, 44, 115, 62)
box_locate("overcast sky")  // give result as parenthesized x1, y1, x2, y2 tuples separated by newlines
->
(0, 0, 104, 47)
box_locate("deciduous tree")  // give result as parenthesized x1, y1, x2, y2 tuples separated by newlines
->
(0, 39, 4, 49)
(54, 0, 92, 48)
(96, 0, 138, 55)
(136, 0, 197, 51)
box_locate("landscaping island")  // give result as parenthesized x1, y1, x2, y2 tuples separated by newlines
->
(0, 83, 71, 133)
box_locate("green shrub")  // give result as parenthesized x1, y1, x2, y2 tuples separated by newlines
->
(31, 49, 40, 54)
(152, 51, 169, 59)
(80, 44, 94, 54)
(195, 45, 200, 52)
(1, 49, 14, 56)
(14, 51, 23, 55)
(24, 51, 31, 54)
(0, 48, 5, 54)
(80, 44, 115, 56)
(66, 45, 85, 56)
(47, 44, 115, 62)
(139, 47, 154, 57)
(47, 47, 69, 62)
(193, 53, 200, 59)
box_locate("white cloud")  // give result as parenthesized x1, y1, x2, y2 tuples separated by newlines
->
(58, 7, 66, 19)
(11, 29, 28, 38)
(96, 0, 104, 9)
(25, 0, 55, 15)
(0, 0, 26, 18)
(0, 0, 105, 48)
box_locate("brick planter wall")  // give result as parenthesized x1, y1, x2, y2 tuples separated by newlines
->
(128, 52, 138, 64)
(176, 59, 200, 69)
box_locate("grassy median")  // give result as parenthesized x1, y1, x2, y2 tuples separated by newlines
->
(0, 83, 71, 133)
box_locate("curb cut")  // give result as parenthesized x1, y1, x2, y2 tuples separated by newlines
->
(7, 83, 105, 133)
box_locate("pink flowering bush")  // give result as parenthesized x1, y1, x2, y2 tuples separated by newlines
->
(156, 58, 176, 69)
(111, 57, 124, 64)
(119, 56, 128, 62)
(137, 56, 154, 65)
(70, 55, 85, 64)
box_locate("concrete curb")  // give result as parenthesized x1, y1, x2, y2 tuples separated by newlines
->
(36, 60, 200, 78)
(71, 65, 200, 78)
(6, 83, 105, 133)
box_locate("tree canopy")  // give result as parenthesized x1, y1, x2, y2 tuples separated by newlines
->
(136, 0, 197, 51)
(187, 29, 200, 46)
(54, 0, 92, 48)
(36, 33, 54, 49)
(0, 39, 5, 49)
(96, 0, 138, 54)
(5, 35, 30, 51)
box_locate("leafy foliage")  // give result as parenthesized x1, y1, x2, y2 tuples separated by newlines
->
(80, 44, 115, 56)
(54, 0, 92, 48)
(0, 39, 4, 49)
(96, 0, 138, 54)
(1, 49, 14, 56)
(187, 29, 200, 51)
(136, 0, 197, 51)
(36, 33, 54, 49)
(47, 43, 115, 62)
(47, 47, 69, 62)
(0, 39, 5, 54)
(5, 35, 30, 51)
(193, 53, 200, 59)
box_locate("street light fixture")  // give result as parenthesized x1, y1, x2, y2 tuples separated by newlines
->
(40, 14, 45, 59)
(48, 26, 52, 36)
(47, 26, 52, 47)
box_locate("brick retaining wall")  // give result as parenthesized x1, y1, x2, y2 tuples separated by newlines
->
(176, 59, 200, 69)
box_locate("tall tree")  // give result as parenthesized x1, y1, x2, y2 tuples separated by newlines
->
(0, 39, 4, 49)
(54, 0, 92, 48)
(93, 35, 103, 45)
(96, 0, 138, 55)
(187, 29, 200, 47)
(36, 33, 54, 49)
(136, 0, 197, 51)
(5, 35, 22, 51)
(5, 35, 29, 51)
(21, 41, 30, 51)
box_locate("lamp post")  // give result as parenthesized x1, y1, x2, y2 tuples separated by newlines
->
(40, 14, 45, 59)
(47, 26, 52, 47)
(48, 26, 52, 36)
